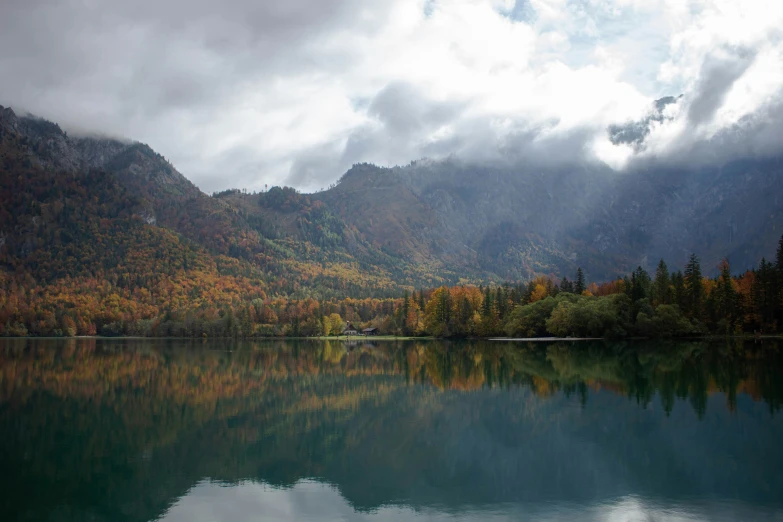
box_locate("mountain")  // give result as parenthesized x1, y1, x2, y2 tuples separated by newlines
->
(314, 156, 782, 280)
(0, 106, 447, 306)
(1, 102, 782, 307)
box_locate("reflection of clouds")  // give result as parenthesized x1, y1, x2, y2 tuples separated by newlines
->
(160, 480, 781, 522)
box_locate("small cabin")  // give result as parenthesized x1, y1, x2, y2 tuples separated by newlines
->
(343, 329, 359, 336)
(362, 328, 379, 336)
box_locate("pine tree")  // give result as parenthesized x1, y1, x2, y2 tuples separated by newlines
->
(482, 286, 493, 318)
(777, 234, 783, 272)
(560, 276, 573, 293)
(436, 287, 451, 328)
(575, 268, 586, 295)
(715, 259, 737, 333)
(630, 266, 651, 302)
(754, 258, 777, 329)
(402, 290, 410, 330)
(776, 234, 783, 326)
(495, 286, 506, 318)
(672, 270, 686, 311)
(684, 253, 704, 320)
(653, 259, 671, 307)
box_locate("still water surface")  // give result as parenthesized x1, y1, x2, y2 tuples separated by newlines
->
(1, 338, 782, 521)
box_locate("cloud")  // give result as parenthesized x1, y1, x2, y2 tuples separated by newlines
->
(687, 48, 756, 126)
(1, 0, 782, 192)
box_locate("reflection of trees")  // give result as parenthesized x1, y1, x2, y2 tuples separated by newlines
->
(2, 338, 782, 422)
(1, 338, 783, 521)
(399, 340, 783, 417)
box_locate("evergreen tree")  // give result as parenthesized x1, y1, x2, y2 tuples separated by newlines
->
(714, 259, 737, 333)
(777, 234, 783, 272)
(482, 286, 494, 318)
(684, 254, 704, 320)
(754, 258, 777, 329)
(776, 235, 783, 325)
(672, 270, 686, 311)
(523, 281, 535, 304)
(433, 287, 451, 331)
(240, 306, 253, 337)
(496, 286, 507, 318)
(630, 266, 651, 302)
(458, 295, 472, 333)
(575, 268, 586, 295)
(560, 276, 573, 293)
(402, 290, 410, 330)
(653, 259, 671, 306)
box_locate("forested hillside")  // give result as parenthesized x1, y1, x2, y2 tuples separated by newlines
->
(1, 106, 783, 338)
(0, 106, 449, 296)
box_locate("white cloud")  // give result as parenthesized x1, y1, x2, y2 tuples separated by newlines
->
(1, 0, 782, 192)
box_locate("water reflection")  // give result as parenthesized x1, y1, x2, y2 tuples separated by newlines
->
(162, 481, 783, 522)
(0, 339, 782, 521)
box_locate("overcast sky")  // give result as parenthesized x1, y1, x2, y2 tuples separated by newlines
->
(2, 0, 782, 193)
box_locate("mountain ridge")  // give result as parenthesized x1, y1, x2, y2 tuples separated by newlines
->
(2, 104, 782, 291)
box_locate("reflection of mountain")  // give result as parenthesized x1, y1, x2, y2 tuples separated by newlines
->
(0, 339, 782, 521)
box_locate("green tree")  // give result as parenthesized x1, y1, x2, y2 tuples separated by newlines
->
(653, 259, 671, 306)
(630, 266, 651, 302)
(684, 254, 704, 320)
(754, 259, 777, 329)
(575, 268, 586, 295)
(776, 234, 783, 267)
(504, 293, 580, 337)
(776, 235, 783, 325)
(672, 270, 686, 311)
(714, 259, 738, 333)
(635, 304, 693, 337)
(546, 294, 631, 338)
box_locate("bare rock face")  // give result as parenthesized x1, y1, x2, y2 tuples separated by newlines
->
(71, 136, 129, 170)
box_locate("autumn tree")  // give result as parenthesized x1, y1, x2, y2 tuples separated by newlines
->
(424, 287, 452, 337)
(329, 313, 345, 335)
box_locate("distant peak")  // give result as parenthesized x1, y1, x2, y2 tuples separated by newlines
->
(653, 95, 682, 112)
(0, 105, 17, 120)
(608, 94, 683, 147)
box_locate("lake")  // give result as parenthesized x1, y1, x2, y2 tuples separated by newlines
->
(1, 338, 782, 521)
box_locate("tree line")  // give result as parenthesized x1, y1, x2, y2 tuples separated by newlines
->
(2, 235, 782, 339)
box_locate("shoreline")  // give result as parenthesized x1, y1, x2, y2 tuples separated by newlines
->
(2, 334, 782, 342)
